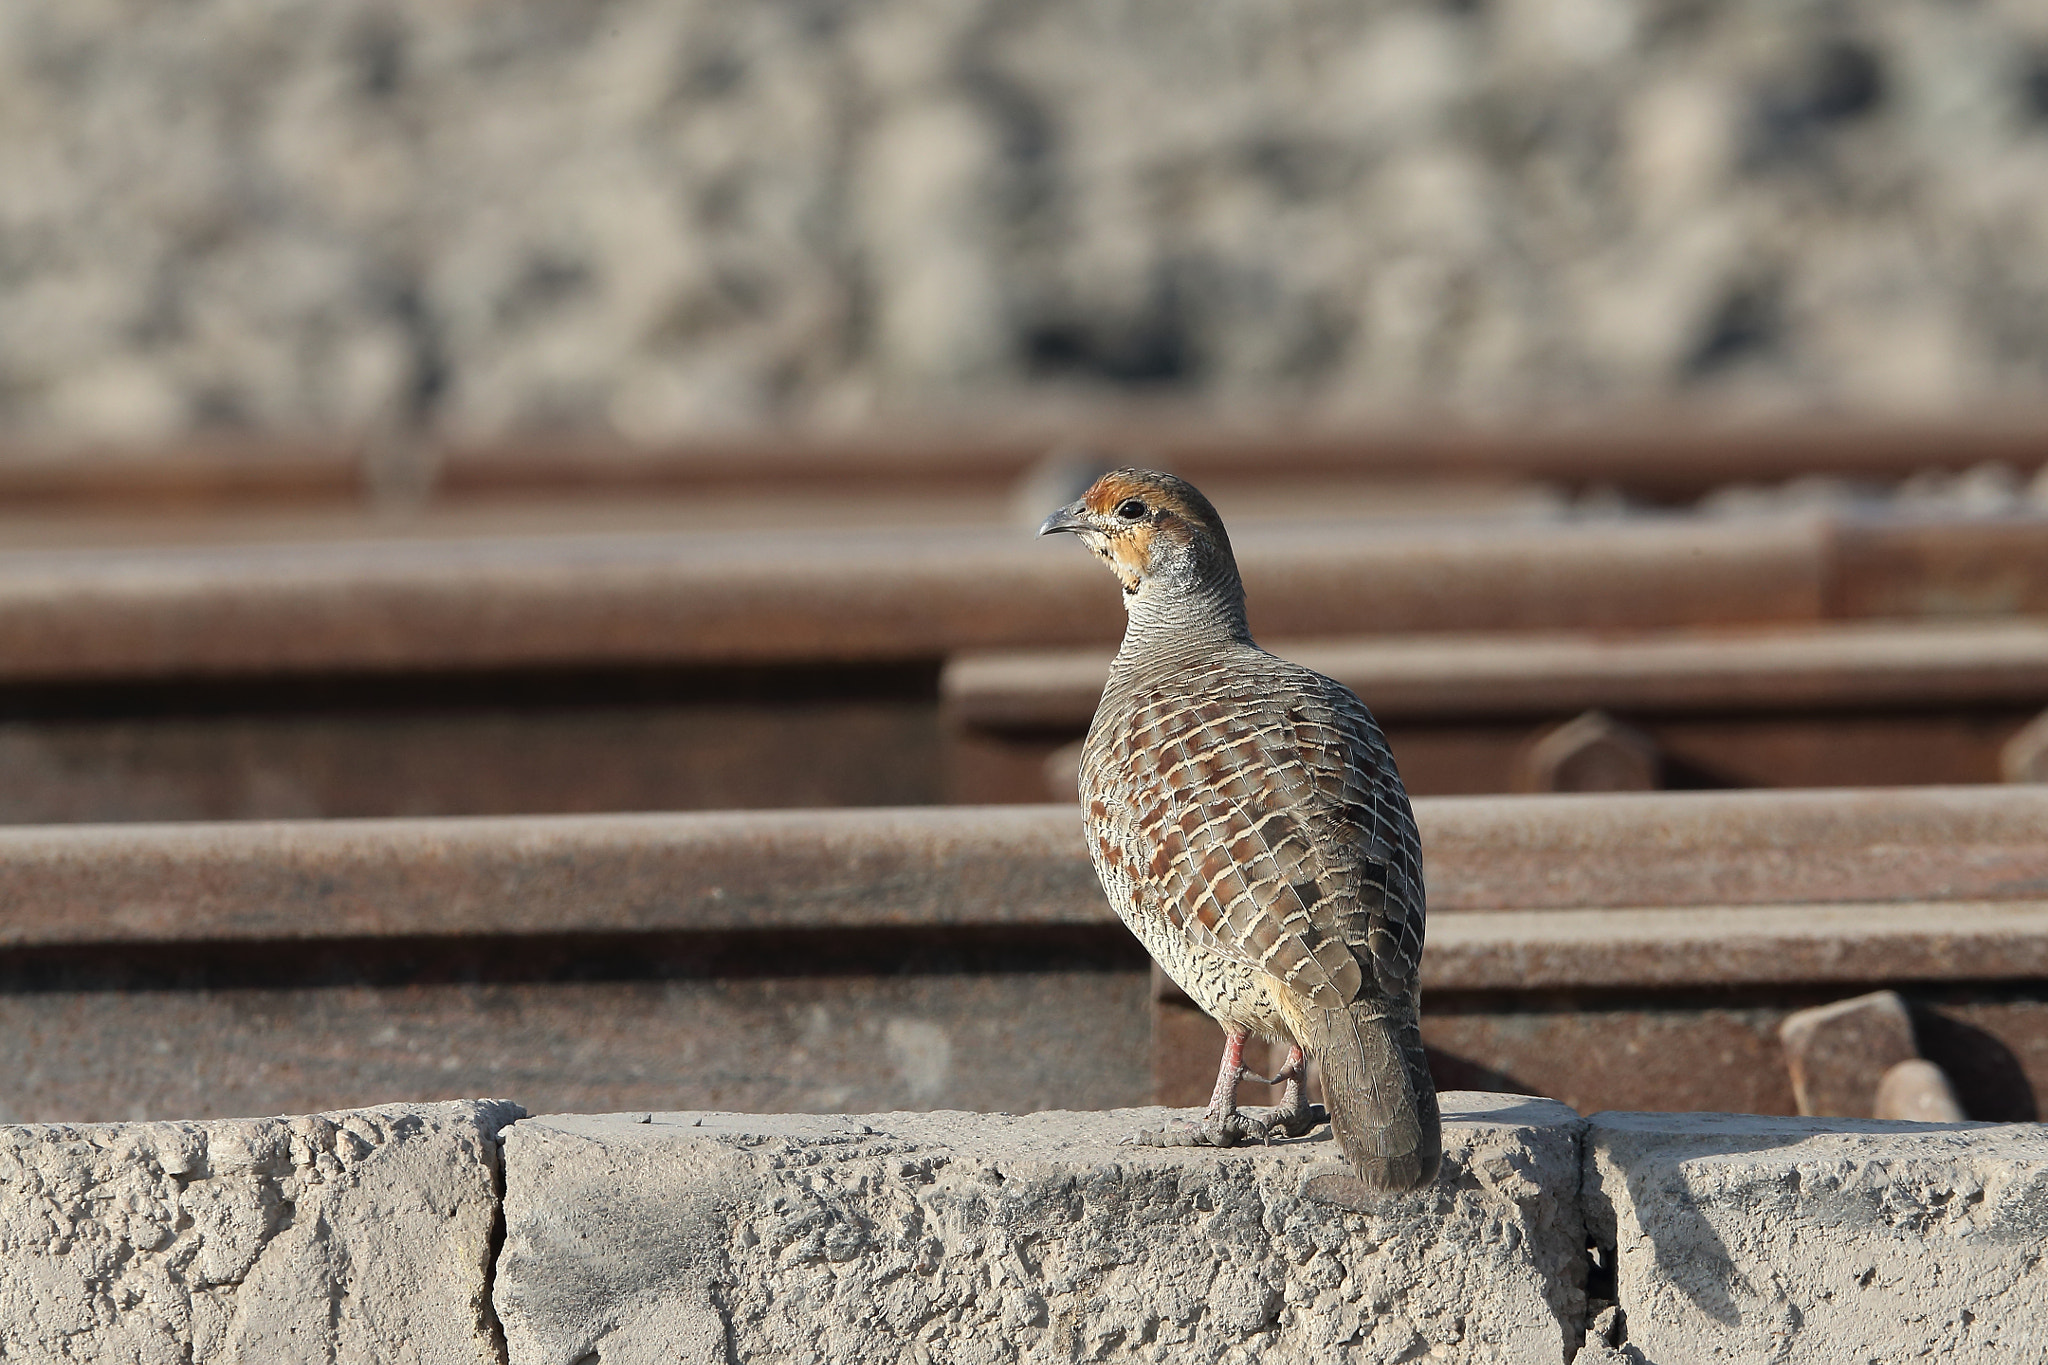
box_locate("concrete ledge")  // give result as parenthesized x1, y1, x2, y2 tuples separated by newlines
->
(0, 1099, 523, 1365)
(1584, 1111, 2048, 1363)
(10, 1095, 2048, 1362)
(492, 1093, 1586, 1364)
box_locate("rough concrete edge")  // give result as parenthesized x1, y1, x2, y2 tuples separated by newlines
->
(1438, 1096, 1593, 1363)
(497, 1098, 1596, 1364)
(0, 1096, 533, 1365)
(471, 1099, 530, 1365)
(1570, 1107, 2048, 1365)
(34, 1098, 2048, 1365)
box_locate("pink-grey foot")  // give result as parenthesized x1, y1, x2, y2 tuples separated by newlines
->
(1239, 1044, 1327, 1140)
(1125, 1035, 1327, 1149)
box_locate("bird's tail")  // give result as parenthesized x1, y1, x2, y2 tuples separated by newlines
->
(1298, 1003, 1440, 1192)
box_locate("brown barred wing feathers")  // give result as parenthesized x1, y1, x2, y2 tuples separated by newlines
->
(1085, 653, 1439, 1191)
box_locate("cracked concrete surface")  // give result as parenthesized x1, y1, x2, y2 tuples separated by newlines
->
(1584, 1111, 2048, 1363)
(492, 1093, 1587, 1365)
(0, 1098, 522, 1364)
(7, 1095, 2046, 1362)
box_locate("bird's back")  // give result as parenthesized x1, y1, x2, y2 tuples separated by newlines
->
(1079, 637, 1440, 1191)
(1079, 639, 1425, 1021)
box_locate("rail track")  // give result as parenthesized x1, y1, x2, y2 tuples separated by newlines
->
(0, 506, 2043, 820)
(1, 788, 2040, 1123)
(3, 428, 2045, 1127)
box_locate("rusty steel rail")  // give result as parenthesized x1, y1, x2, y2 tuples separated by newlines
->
(4, 788, 2046, 1122)
(946, 617, 2048, 800)
(946, 620, 2048, 728)
(5, 789, 2047, 986)
(0, 510, 2042, 682)
(0, 516, 1816, 679)
(5, 420, 2048, 507)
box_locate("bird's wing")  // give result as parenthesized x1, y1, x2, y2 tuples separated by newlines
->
(1094, 662, 1425, 1011)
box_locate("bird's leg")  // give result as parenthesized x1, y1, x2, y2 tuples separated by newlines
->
(1202, 1030, 1253, 1119)
(1239, 1044, 1327, 1139)
(1125, 1030, 1283, 1149)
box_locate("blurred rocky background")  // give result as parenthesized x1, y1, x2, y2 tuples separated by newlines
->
(4, 0, 2048, 450)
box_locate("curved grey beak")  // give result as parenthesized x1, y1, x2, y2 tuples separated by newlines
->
(1038, 503, 1090, 537)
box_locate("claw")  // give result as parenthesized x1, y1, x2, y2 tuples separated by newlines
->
(1240, 1057, 1303, 1089)
(1124, 1112, 1269, 1149)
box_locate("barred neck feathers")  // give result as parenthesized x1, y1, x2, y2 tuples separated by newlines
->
(1037, 467, 1252, 658)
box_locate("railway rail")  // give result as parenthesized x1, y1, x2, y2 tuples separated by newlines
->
(5, 420, 2047, 510)
(946, 618, 2048, 798)
(0, 508, 2044, 821)
(2, 788, 2041, 1123)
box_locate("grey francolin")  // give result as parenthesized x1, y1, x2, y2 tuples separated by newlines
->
(1040, 467, 1440, 1199)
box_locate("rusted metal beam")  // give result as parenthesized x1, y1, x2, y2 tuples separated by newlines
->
(1827, 514, 2048, 619)
(5, 787, 2047, 965)
(0, 516, 1830, 681)
(946, 619, 2048, 801)
(1419, 786, 2048, 913)
(6, 419, 2048, 508)
(434, 422, 2048, 503)
(0, 936, 1151, 1123)
(1778, 990, 1923, 1118)
(0, 668, 946, 823)
(2, 508, 2040, 684)
(0, 807, 1107, 948)
(945, 620, 2048, 730)
(1428, 902, 2048, 991)
(5, 788, 2046, 1122)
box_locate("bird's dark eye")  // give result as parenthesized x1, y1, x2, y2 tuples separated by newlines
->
(1116, 498, 1148, 521)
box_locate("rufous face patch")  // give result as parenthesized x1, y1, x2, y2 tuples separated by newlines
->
(1062, 467, 1220, 595)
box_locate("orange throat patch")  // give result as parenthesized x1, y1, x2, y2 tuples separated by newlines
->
(1089, 527, 1155, 593)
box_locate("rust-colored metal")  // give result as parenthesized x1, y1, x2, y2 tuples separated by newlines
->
(1417, 786, 2048, 913)
(1828, 514, 2048, 620)
(1517, 711, 1661, 792)
(952, 709, 2048, 804)
(1778, 990, 1922, 1117)
(945, 619, 2048, 802)
(6, 788, 2048, 954)
(1425, 902, 2048, 990)
(944, 620, 2048, 731)
(2003, 709, 2048, 784)
(0, 807, 1111, 948)
(0, 440, 361, 509)
(1421, 1001, 1805, 1118)
(0, 508, 2034, 696)
(1875, 1059, 1968, 1122)
(0, 691, 944, 823)
(1157, 988, 2047, 1120)
(7, 419, 2048, 509)
(0, 942, 1150, 1123)
(1, 789, 2044, 1122)
(436, 422, 2048, 504)
(0, 516, 1831, 682)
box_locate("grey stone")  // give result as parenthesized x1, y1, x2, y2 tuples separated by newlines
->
(494, 1092, 1585, 1365)
(1584, 1110, 2048, 1363)
(0, 1098, 523, 1364)
(5, 1, 2048, 445)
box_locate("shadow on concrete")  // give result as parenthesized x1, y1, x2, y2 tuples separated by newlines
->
(1587, 1111, 1999, 1330)
(1438, 1095, 1573, 1128)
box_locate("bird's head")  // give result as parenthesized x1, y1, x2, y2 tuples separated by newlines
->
(1038, 468, 1246, 631)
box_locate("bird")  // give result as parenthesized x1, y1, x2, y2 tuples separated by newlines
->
(1039, 466, 1440, 1199)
